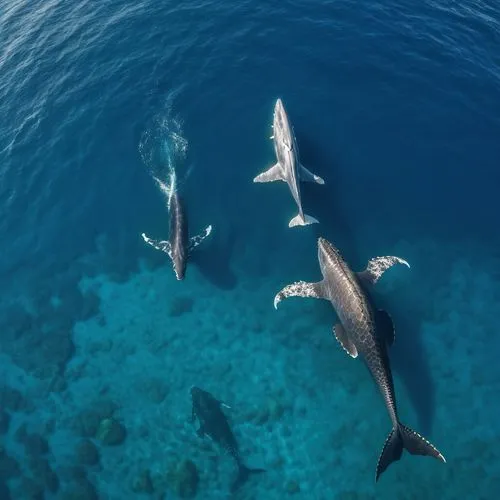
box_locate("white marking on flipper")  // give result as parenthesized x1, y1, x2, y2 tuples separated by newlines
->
(253, 163, 283, 183)
(188, 225, 212, 253)
(299, 164, 325, 185)
(357, 256, 410, 286)
(273, 280, 326, 309)
(141, 233, 172, 258)
(333, 324, 358, 358)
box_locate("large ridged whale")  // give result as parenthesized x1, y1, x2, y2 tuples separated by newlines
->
(253, 98, 324, 228)
(274, 237, 446, 481)
(190, 386, 265, 492)
(141, 169, 212, 280)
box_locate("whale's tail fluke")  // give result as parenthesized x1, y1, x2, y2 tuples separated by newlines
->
(376, 423, 446, 481)
(231, 462, 265, 492)
(288, 213, 319, 227)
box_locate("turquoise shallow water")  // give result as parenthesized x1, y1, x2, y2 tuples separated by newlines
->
(1, 0, 500, 498)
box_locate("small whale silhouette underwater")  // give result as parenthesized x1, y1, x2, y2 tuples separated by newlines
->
(190, 386, 265, 492)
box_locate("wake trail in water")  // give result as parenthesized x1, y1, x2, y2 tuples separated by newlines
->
(152, 171, 175, 210)
(139, 94, 189, 202)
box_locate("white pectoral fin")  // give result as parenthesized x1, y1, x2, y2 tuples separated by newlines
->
(188, 225, 213, 253)
(300, 164, 325, 184)
(333, 324, 358, 358)
(357, 256, 410, 286)
(141, 233, 172, 258)
(253, 163, 283, 183)
(273, 280, 326, 309)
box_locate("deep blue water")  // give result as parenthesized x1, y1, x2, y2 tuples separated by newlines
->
(2, 0, 499, 295)
(1, 0, 500, 498)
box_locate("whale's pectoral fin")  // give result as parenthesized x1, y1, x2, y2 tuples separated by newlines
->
(188, 225, 213, 253)
(333, 324, 358, 358)
(299, 164, 325, 184)
(218, 399, 231, 410)
(141, 233, 172, 258)
(253, 163, 283, 183)
(273, 280, 326, 309)
(376, 310, 395, 346)
(358, 256, 410, 286)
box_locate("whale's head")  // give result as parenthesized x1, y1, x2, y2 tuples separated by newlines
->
(190, 386, 203, 400)
(317, 237, 343, 273)
(274, 98, 285, 115)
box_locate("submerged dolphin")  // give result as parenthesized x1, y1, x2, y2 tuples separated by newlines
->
(190, 386, 265, 492)
(274, 237, 446, 481)
(253, 98, 324, 228)
(141, 169, 212, 280)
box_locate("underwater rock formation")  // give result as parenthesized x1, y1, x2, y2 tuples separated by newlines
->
(23, 433, 50, 457)
(167, 458, 199, 498)
(0, 446, 21, 480)
(60, 476, 99, 500)
(285, 479, 300, 494)
(169, 295, 194, 317)
(95, 418, 126, 446)
(0, 479, 10, 499)
(74, 399, 118, 437)
(11, 476, 45, 500)
(76, 440, 100, 466)
(139, 378, 168, 404)
(131, 469, 154, 494)
(29, 457, 59, 493)
(0, 411, 9, 434)
(0, 386, 29, 412)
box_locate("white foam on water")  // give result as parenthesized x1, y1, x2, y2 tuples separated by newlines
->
(152, 172, 175, 210)
(138, 93, 190, 197)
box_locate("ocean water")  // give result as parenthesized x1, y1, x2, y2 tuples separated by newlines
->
(1, 0, 500, 498)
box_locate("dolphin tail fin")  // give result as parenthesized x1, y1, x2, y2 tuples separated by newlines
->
(231, 463, 265, 492)
(253, 163, 283, 183)
(289, 213, 319, 227)
(376, 423, 446, 482)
